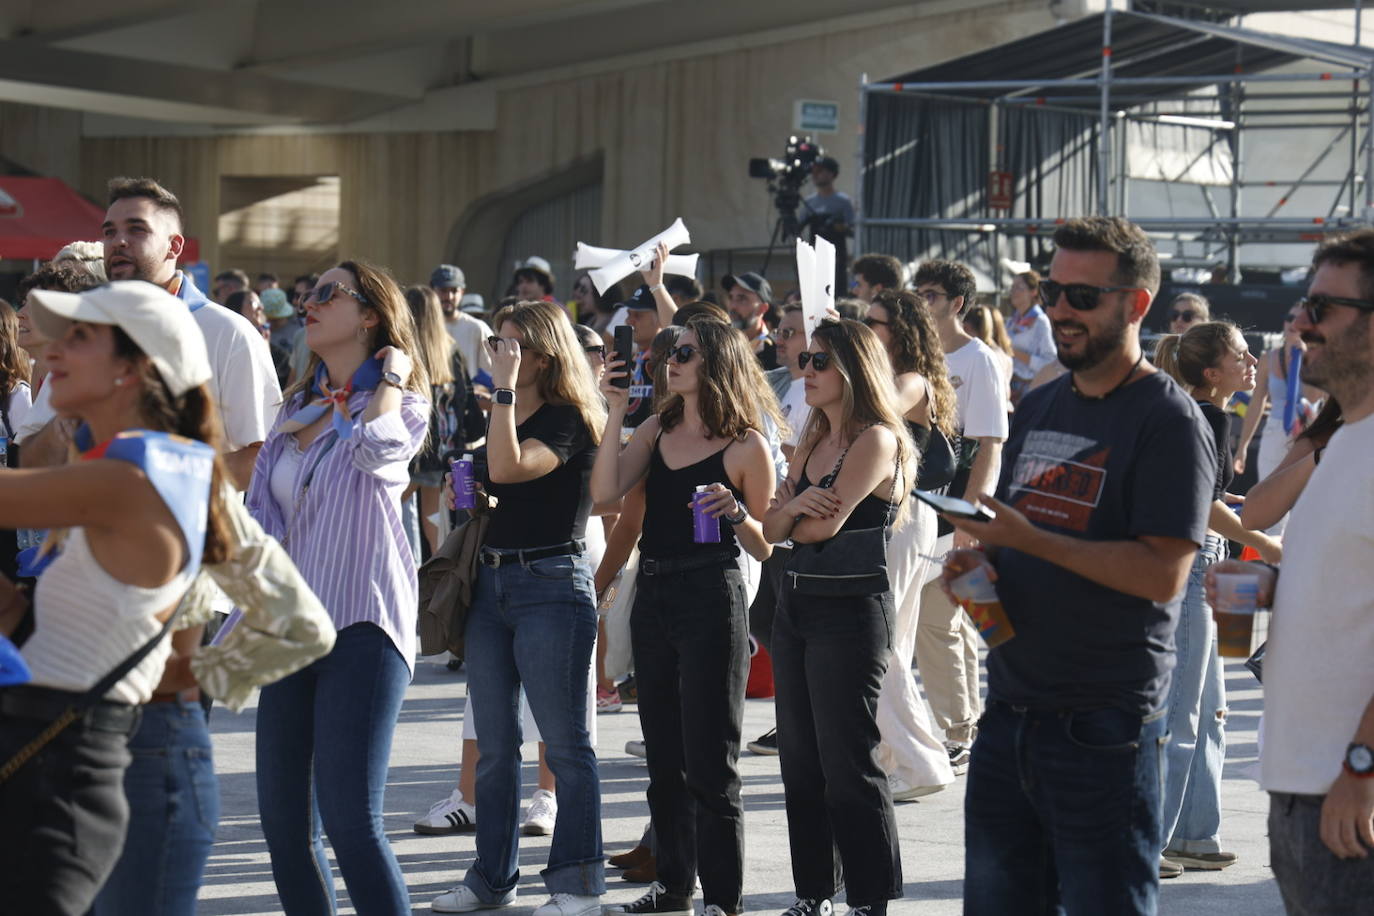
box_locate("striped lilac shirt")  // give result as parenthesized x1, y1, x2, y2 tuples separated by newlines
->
(242, 388, 429, 673)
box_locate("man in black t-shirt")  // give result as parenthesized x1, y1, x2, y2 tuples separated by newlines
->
(620, 285, 661, 435)
(939, 217, 1214, 915)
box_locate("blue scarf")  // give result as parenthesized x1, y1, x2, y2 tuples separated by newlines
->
(279, 358, 383, 441)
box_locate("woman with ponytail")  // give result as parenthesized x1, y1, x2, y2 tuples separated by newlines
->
(1154, 323, 1280, 875)
(0, 281, 233, 914)
(248, 261, 429, 914)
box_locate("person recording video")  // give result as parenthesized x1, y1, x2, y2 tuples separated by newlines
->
(797, 156, 854, 294)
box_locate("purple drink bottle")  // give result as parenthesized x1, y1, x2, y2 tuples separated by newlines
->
(452, 453, 476, 510)
(693, 484, 721, 544)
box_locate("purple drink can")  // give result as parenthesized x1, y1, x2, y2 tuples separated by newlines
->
(693, 485, 721, 544)
(452, 453, 476, 510)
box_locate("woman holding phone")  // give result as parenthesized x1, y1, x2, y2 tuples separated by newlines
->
(761, 318, 916, 916)
(593, 317, 776, 916)
(431, 300, 607, 916)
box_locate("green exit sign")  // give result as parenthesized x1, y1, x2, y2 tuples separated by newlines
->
(794, 100, 840, 133)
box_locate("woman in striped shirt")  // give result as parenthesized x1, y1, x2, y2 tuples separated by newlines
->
(246, 261, 429, 915)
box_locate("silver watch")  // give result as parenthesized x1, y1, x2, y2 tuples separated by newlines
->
(381, 370, 404, 389)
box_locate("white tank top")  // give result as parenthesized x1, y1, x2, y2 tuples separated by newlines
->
(21, 528, 196, 704)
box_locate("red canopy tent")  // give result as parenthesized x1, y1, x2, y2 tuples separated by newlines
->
(0, 176, 198, 263)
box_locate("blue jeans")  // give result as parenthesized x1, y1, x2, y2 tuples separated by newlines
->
(462, 552, 603, 901)
(964, 701, 1168, 915)
(256, 622, 412, 915)
(1160, 535, 1227, 854)
(92, 700, 219, 916)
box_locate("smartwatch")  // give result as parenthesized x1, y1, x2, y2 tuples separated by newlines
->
(492, 388, 516, 407)
(1345, 742, 1374, 778)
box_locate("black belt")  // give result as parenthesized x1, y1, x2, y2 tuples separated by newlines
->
(986, 698, 1167, 724)
(480, 540, 584, 569)
(0, 684, 140, 734)
(639, 551, 737, 576)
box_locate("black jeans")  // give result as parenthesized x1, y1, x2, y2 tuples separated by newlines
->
(747, 544, 791, 653)
(1270, 791, 1374, 915)
(631, 561, 750, 913)
(0, 687, 139, 915)
(772, 583, 902, 910)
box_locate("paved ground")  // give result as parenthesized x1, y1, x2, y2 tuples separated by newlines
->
(200, 653, 1285, 915)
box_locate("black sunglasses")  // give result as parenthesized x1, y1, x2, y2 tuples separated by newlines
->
(1297, 293, 1374, 326)
(798, 351, 833, 371)
(1039, 279, 1142, 312)
(584, 344, 606, 358)
(669, 344, 698, 364)
(1169, 309, 1198, 322)
(303, 280, 369, 307)
(862, 316, 890, 327)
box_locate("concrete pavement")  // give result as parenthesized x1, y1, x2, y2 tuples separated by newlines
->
(198, 653, 1286, 915)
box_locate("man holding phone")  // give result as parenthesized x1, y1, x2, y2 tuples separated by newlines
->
(938, 217, 1214, 915)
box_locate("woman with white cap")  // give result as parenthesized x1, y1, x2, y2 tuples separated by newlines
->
(0, 279, 233, 915)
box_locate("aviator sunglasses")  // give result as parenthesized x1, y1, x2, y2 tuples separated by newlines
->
(1038, 279, 1143, 312)
(302, 280, 370, 307)
(798, 351, 833, 371)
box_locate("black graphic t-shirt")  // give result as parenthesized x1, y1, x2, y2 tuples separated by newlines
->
(987, 370, 1215, 714)
(623, 351, 655, 433)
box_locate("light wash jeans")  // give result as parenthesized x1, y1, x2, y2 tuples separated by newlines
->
(1160, 534, 1228, 854)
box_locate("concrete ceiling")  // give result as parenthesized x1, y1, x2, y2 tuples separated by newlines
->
(0, 0, 927, 129)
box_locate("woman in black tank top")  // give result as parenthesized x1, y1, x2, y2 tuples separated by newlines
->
(861, 291, 963, 799)
(592, 317, 778, 916)
(761, 319, 918, 916)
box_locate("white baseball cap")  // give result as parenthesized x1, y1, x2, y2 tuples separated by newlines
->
(27, 280, 212, 398)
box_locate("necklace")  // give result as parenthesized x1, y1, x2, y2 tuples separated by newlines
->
(1070, 352, 1145, 400)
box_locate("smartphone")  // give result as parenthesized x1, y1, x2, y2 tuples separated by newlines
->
(612, 326, 634, 390)
(913, 489, 996, 523)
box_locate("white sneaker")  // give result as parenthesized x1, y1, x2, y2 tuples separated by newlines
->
(886, 772, 945, 803)
(702, 906, 733, 916)
(415, 788, 477, 835)
(521, 787, 557, 836)
(531, 893, 601, 916)
(625, 739, 647, 758)
(431, 883, 515, 913)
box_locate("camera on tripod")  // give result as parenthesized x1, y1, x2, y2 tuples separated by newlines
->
(749, 135, 824, 240)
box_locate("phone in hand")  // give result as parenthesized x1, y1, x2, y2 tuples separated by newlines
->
(913, 489, 996, 523)
(612, 326, 634, 390)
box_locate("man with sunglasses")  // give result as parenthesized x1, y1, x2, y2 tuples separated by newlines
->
(911, 258, 1009, 774)
(1208, 230, 1374, 912)
(939, 216, 1216, 915)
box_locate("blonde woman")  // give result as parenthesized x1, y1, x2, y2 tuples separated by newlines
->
(433, 301, 607, 916)
(762, 318, 917, 916)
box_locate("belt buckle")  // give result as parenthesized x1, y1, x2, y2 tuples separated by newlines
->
(482, 549, 502, 569)
(641, 558, 658, 575)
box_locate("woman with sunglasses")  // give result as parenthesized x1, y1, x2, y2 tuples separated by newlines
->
(248, 262, 430, 915)
(762, 319, 917, 916)
(594, 317, 776, 916)
(863, 291, 959, 800)
(1155, 322, 1282, 876)
(1167, 292, 1211, 336)
(1004, 270, 1056, 403)
(432, 300, 607, 916)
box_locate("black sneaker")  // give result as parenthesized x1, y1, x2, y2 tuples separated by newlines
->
(781, 899, 833, 916)
(947, 744, 970, 775)
(604, 882, 692, 915)
(748, 727, 779, 756)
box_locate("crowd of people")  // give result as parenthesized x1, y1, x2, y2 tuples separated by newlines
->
(0, 173, 1369, 916)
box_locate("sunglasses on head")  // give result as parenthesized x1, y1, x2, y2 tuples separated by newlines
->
(1038, 279, 1142, 312)
(302, 280, 369, 307)
(798, 351, 833, 371)
(1170, 309, 1198, 322)
(668, 344, 698, 364)
(1296, 293, 1374, 326)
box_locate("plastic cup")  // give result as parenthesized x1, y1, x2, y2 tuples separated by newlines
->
(1213, 572, 1260, 658)
(949, 565, 1015, 648)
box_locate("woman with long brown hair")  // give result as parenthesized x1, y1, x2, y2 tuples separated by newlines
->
(248, 260, 429, 914)
(863, 290, 960, 800)
(593, 316, 776, 916)
(762, 318, 917, 916)
(0, 281, 233, 913)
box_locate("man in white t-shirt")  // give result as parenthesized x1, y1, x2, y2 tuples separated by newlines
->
(913, 258, 1010, 770)
(102, 177, 280, 487)
(432, 264, 493, 379)
(1210, 231, 1374, 910)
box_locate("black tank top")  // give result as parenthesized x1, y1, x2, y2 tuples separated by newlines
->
(797, 463, 895, 532)
(639, 435, 743, 560)
(906, 420, 931, 455)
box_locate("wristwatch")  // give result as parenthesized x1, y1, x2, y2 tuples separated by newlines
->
(724, 504, 749, 525)
(492, 388, 516, 407)
(380, 370, 404, 389)
(1345, 742, 1374, 778)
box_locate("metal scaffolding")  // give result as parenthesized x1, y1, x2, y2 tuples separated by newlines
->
(854, 3, 1374, 278)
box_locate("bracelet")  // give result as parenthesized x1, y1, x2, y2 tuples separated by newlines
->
(648, 283, 666, 294)
(724, 504, 749, 525)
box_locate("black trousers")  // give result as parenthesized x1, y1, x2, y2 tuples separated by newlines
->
(631, 562, 750, 913)
(747, 544, 790, 654)
(772, 583, 902, 910)
(0, 688, 140, 915)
